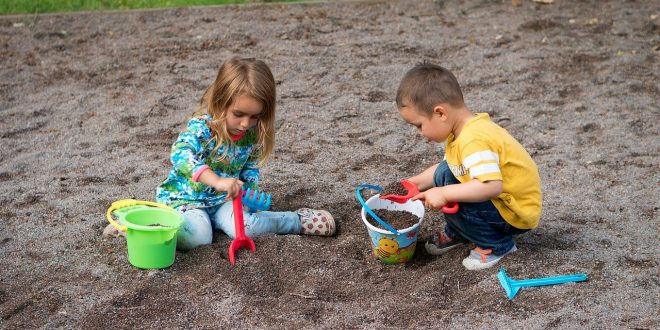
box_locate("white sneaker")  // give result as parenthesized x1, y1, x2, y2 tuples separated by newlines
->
(462, 245, 517, 270)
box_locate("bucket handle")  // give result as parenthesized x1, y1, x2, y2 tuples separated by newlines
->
(106, 199, 175, 233)
(356, 184, 400, 236)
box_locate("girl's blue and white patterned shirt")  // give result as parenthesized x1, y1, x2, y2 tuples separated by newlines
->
(156, 114, 260, 210)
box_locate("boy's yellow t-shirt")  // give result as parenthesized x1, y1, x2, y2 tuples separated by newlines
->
(445, 113, 542, 229)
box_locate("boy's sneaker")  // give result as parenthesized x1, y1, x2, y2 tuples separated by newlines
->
(425, 231, 466, 255)
(297, 208, 335, 236)
(462, 245, 517, 270)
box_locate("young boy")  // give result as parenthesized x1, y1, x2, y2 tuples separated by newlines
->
(395, 63, 542, 270)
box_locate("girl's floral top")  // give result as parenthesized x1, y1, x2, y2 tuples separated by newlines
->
(156, 114, 260, 210)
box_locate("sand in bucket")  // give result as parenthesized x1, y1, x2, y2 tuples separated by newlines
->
(360, 194, 425, 264)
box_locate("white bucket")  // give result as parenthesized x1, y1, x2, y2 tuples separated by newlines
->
(359, 194, 425, 264)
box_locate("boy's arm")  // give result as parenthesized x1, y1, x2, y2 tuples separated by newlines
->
(413, 179, 502, 210)
(406, 163, 439, 191)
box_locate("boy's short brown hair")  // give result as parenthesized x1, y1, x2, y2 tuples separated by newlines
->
(395, 63, 464, 115)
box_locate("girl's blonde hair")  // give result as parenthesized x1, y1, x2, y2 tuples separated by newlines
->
(195, 57, 276, 166)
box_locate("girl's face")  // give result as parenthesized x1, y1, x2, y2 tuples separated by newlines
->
(225, 95, 263, 136)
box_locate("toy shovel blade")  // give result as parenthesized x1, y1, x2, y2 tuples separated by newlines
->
(228, 196, 256, 265)
(380, 180, 419, 203)
(228, 237, 256, 265)
(380, 180, 459, 214)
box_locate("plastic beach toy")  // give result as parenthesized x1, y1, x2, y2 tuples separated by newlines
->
(227, 187, 271, 265)
(242, 187, 271, 212)
(228, 194, 256, 265)
(357, 184, 402, 234)
(497, 267, 588, 299)
(106, 199, 183, 269)
(379, 180, 459, 214)
(357, 184, 425, 264)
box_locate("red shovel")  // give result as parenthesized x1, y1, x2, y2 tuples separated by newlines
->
(380, 180, 459, 214)
(228, 194, 255, 265)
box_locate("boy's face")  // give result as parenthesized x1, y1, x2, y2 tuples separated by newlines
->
(398, 102, 452, 143)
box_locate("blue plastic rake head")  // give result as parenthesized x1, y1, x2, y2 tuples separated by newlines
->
(497, 267, 588, 299)
(241, 187, 272, 212)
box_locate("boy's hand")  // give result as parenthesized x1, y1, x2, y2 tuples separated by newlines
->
(215, 178, 244, 198)
(412, 187, 450, 210)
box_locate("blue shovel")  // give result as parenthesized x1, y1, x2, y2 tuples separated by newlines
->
(498, 267, 588, 300)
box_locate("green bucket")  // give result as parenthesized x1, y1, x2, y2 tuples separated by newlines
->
(107, 200, 184, 269)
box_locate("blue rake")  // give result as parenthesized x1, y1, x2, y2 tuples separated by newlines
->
(498, 267, 588, 300)
(241, 187, 272, 212)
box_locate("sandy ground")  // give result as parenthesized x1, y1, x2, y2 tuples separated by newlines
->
(1, 0, 659, 328)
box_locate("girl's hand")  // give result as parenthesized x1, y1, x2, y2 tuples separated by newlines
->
(215, 178, 244, 198)
(412, 187, 450, 210)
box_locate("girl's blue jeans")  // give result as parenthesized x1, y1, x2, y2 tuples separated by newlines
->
(176, 202, 301, 251)
(434, 160, 528, 255)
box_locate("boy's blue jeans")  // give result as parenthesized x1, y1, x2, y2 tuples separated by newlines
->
(434, 160, 528, 255)
(176, 202, 301, 251)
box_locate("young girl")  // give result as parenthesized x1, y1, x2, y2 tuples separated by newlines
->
(105, 58, 335, 250)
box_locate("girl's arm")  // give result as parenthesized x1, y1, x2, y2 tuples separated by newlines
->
(197, 169, 243, 198)
(413, 179, 503, 210)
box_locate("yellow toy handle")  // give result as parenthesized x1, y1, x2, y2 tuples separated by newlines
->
(106, 199, 175, 232)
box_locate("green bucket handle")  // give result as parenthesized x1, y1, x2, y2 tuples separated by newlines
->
(106, 199, 176, 233)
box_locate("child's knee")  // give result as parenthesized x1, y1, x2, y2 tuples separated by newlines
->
(177, 210, 213, 250)
(444, 212, 464, 228)
(176, 222, 213, 250)
(433, 160, 460, 187)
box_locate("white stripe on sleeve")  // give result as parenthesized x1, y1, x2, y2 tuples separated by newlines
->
(463, 150, 499, 169)
(469, 163, 501, 179)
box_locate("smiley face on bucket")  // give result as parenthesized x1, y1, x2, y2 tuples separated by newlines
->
(375, 236, 399, 258)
